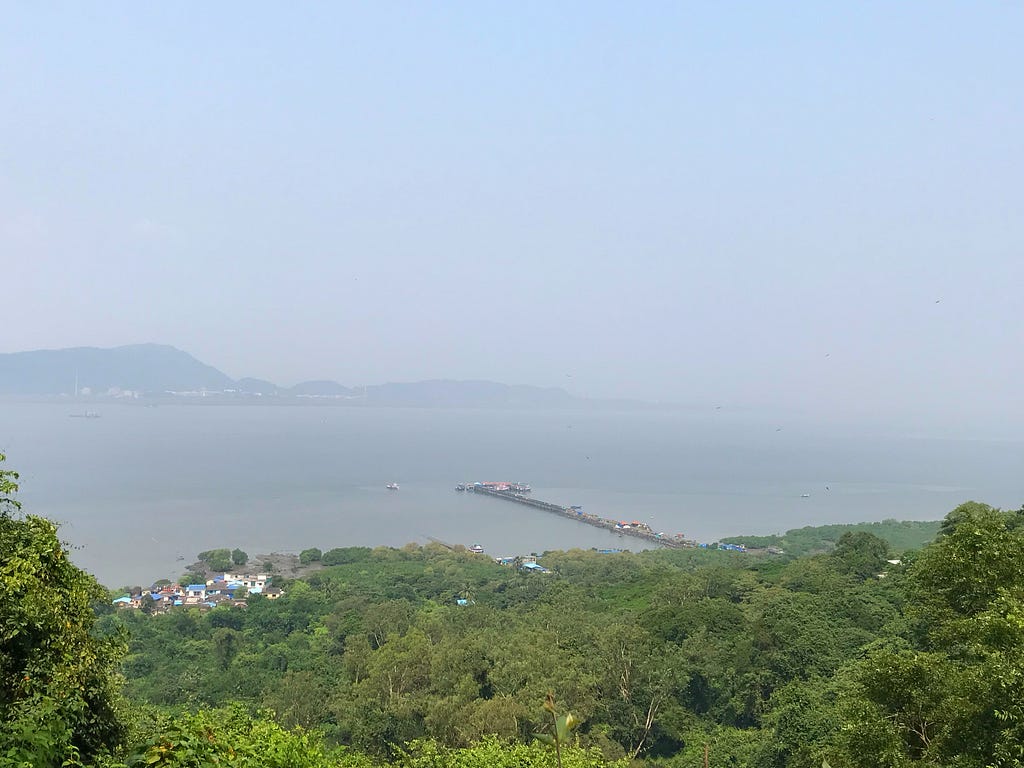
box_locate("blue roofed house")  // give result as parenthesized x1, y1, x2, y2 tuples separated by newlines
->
(184, 584, 207, 604)
(221, 573, 268, 590)
(520, 561, 551, 574)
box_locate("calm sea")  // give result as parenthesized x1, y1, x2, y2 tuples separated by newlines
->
(1, 402, 1021, 587)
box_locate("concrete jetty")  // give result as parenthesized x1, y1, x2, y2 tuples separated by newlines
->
(470, 484, 703, 550)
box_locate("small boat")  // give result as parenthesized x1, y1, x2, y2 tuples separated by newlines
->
(455, 484, 466, 491)
(386, 483, 400, 490)
(800, 493, 811, 498)
(468, 543, 484, 554)
(69, 411, 101, 419)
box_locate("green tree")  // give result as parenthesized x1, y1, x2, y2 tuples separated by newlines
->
(830, 531, 889, 580)
(299, 548, 322, 565)
(913, 503, 1024, 621)
(180, 571, 206, 587)
(322, 547, 372, 566)
(232, 548, 249, 567)
(212, 627, 242, 670)
(830, 503, 1024, 767)
(198, 549, 233, 572)
(595, 622, 685, 758)
(0, 454, 126, 766)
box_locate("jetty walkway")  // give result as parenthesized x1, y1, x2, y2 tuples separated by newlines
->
(470, 485, 707, 550)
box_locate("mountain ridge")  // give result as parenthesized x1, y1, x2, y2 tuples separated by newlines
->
(0, 343, 653, 409)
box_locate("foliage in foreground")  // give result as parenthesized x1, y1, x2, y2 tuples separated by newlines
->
(0, 454, 126, 768)
(97, 705, 617, 768)
(4, 447, 1024, 767)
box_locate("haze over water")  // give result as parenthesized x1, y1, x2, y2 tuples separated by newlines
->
(3, 401, 1021, 587)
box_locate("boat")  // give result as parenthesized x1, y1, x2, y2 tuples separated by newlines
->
(800, 493, 810, 498)
(386, 483, 399, 490)
(455, 484, 466, 491)
(468, 543, 484, 554)
(69, 411, 101, 419)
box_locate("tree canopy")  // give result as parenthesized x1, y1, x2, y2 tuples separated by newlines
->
(0, 454, 126, 766)
(4, 448, 1023, 767)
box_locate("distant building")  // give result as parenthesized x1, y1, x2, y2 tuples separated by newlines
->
(184, 584, 207, 604)
(219, 573, 268, 590)
(520, 561, 551, 574)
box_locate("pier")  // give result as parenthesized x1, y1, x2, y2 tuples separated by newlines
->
(470, 484, 706, 550)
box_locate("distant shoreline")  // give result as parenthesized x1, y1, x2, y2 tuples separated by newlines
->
(0, 393, 681, 411)
(105, 517, 943, 590)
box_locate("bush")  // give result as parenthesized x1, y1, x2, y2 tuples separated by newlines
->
(198, 549, 233, 572)
(321, 547, 372, 566)
(300, 548, 322, 564)
(111, 705, 375, 768)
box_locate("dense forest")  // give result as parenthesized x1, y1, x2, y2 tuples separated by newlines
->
(3, 452, 1024, 767)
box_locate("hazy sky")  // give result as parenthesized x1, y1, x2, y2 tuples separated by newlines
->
(2, 3, 1021, 425)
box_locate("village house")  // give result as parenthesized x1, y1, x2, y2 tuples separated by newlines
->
(520, 561, 551, 574)
(218, 573, 268, 590)
(184, 584, 208, 604)
(111, 578, 282, 611)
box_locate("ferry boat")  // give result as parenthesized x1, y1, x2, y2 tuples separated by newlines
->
(386, 483, 400, 490)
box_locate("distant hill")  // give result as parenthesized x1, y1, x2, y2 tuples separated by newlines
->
(0, 344, 234, 395)
(233, 377, 281, 395)
(289, 380, 355, 397)
(0, 344, 645, 409)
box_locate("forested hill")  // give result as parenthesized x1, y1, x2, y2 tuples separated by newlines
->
(4, 445, 1024, 768)
(0, 343, 234, 395)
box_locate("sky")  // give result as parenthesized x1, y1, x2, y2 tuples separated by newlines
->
(1, 3, 1022, 428)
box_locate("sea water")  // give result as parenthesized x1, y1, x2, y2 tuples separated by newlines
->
(1, 402, 1021, 586)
